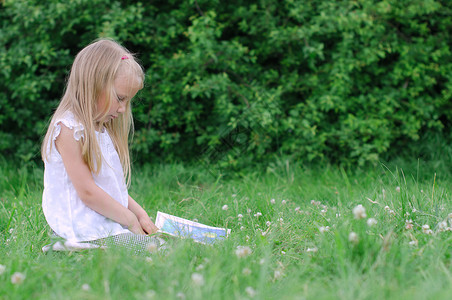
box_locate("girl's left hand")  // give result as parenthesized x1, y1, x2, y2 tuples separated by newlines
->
(138, 214, 159, 235)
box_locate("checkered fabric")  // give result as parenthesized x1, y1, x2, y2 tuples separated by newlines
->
(88, 233, 164, 254)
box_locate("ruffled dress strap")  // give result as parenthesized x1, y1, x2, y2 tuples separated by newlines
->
(52, 111, 85, 141)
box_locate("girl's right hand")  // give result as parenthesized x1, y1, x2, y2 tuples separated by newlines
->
(128, 217, 146, 235)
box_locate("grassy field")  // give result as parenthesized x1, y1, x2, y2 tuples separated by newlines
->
(0, 158, 451, 299)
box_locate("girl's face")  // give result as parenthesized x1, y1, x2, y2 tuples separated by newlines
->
(96, 72, 141, 123)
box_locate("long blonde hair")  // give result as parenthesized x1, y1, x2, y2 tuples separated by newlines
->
(41, 39, 144, 186)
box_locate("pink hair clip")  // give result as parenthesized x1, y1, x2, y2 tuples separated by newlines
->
(121, 55, 129, 60)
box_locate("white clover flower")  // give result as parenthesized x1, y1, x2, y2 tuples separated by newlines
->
(281, 250, 286, 255)
(273, 269, 283, 280)
(237, 214, 243, 218)
(348, 232, 359, 244)
(11, 272, 25, 284)
(222, 205, 229, 211)
(412, 208, 417, 213)
(242, 268, 252, 276)
(195, 264, 205, 271)
(235, 246, 252, 258)
(0, 265, 5, 275)
(405, 220, 413, 230)
(422, 224, 433, 235)
(145, 257, 153, 263)
(254, 212, 262, 217)
(438, 221, 448, 231)
(320, 209, 327, 216)
(191, 273, 205, 286)
(245, 286, 257, 298)
(353, 204, 367, 219)
(266, 221, 272, 227)
(176, 292, 186, 300)
(384, 206, 395, 216)
(396, 186, 401, 192)
(240, 226, 245, 231)
(281, 200, 287, 205)
(146, 241, 158, 253)
(409, 240, 418, 247)
(319, 226, 329, 233)
(270, 199, 276, 204)
(81, 283, 91, 291)
(278, 218, 283, 223)
(247, 208, 252, 213)
(367, 218, 378, 227)
(259, 258, 265, 265)
(306, 247, 318, 253)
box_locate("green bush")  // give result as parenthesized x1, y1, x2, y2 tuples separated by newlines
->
(1, 0, 452, 167)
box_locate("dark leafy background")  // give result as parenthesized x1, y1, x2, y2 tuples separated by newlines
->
(1, 0, 451, 168)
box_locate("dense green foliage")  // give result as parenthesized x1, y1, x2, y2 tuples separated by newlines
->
(1, 159, 451, 299)
(1, 0, 452, 166)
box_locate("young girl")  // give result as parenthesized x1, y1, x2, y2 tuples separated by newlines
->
(41, 39, 160, 253)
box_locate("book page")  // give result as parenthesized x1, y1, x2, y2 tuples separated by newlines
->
(155, 212, 231, 244)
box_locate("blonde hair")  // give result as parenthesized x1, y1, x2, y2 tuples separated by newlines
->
(41, 38, 144, 186)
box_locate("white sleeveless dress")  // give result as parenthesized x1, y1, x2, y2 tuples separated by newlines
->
(42, 111, 131, 242)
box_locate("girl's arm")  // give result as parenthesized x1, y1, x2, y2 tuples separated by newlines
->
(55, 124, 145, 235)
(128, 195, 159, 234)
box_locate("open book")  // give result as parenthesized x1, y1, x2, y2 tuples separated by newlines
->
(154, 211, 231, 245)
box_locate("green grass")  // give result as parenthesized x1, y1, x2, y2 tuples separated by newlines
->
(0, 158, 451, 299)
